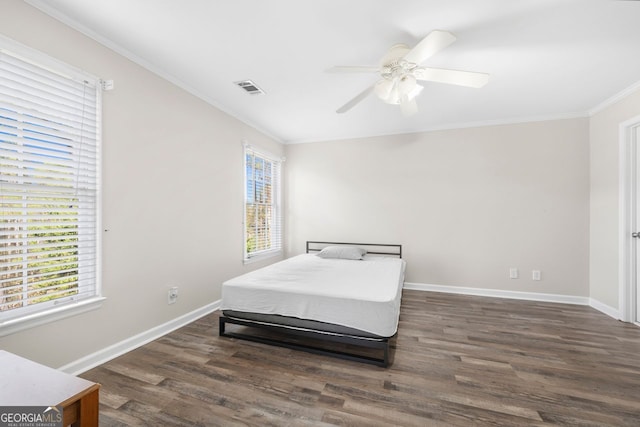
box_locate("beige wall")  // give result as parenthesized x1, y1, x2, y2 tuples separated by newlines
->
(0, 2, 283, 367)
(589, 89, 640, 309)
(285, 119, 590, 296)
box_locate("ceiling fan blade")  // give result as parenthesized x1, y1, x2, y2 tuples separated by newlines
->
(414, 67, 490, 88)
(403, 30, 456, 64)
(336, 85, 374, 113)
(326, 66, 379, 73)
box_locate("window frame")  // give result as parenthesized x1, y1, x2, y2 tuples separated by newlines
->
(243, 143, 282, 263)
(0, 35, 104, 337)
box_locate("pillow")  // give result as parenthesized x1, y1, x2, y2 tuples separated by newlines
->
(317, 245, 367, 260)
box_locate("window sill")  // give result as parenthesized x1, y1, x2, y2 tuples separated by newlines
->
(0, 297, 106, 338)
(243, 249, 283, 265)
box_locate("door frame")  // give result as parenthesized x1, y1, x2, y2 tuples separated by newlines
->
(619, 114, 640, 324)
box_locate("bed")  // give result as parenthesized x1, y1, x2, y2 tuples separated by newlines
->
(219, 241, 405, 367)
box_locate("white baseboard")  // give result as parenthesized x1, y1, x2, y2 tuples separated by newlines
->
(59, 300, 221, 375)
(588, 298, 620, 320)
(404, 282, 625, 320)
(403, 282, 590, 305)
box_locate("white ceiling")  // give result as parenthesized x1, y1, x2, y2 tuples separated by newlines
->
(26, 0, 640, 144)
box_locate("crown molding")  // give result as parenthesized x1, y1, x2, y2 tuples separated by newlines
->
(285, 112, 589, 145)
(589, 80, 640, 116)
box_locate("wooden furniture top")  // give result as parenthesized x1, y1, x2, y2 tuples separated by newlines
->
(0, 350, 99, 407)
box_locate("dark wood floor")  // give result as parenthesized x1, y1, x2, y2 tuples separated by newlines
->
(81, 290, 640, 426)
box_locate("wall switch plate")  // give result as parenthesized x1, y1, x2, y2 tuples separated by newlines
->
(532, 270, 541, 281)
(168, 286, 178, 304)
(509, 268, 519, 279)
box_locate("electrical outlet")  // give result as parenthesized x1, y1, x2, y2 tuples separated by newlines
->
(532, 270, 541, 281)
(509, 268, 519, 279)
(168, 286, 178, 304)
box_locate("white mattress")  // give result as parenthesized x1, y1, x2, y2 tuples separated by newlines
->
(221, 254, 406, 337)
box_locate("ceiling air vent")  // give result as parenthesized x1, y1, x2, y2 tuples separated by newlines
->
(234, 80, 265, 95)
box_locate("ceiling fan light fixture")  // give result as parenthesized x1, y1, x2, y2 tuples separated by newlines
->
(398, 74, 417, 96)
(375, 78, 403, 104)
(384, 81, 402, 104)
(374, 78, 394, 100)
(376, 75, 423, 105)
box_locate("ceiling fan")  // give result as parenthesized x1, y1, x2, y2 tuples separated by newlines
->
(327, 30, 489, 116)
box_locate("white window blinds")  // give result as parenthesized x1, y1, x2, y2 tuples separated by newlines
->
(0, 45, 101, 323)
(244, 145, 282, 260)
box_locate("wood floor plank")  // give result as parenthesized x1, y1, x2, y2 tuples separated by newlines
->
(81, 290, 640, 426)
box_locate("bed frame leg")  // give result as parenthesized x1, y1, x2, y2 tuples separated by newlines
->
(219, 316, 226, 336)
(383, 342, 389, 367)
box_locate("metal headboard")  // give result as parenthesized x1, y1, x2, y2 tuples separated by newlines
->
(306, 241, 402, 258)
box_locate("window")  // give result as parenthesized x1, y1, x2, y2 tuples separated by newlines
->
(244, 144, 282, 261)
(0, 39, 102, 333)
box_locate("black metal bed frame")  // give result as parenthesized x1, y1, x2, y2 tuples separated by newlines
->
(219, 241, 403, 367)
